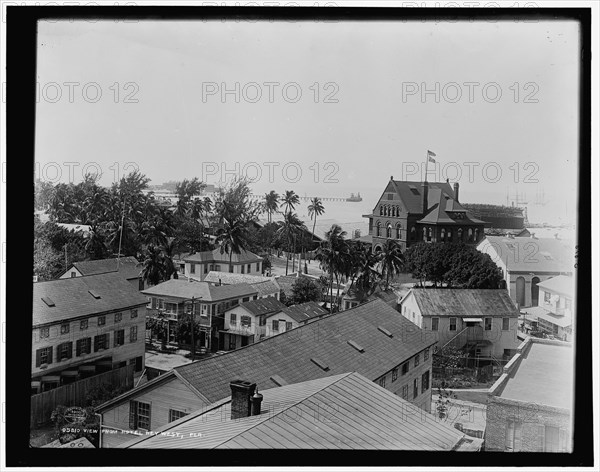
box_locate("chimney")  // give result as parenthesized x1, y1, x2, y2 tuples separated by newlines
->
(421, 181, 429, 213)
(390, 175, 394, 180)
(219, 278, 222, 286)
(250, 390, 264, 416)
(453, 182, 459, 202)
(230, 380, 256, 419)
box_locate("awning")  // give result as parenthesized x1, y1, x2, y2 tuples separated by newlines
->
(61, 370, 79, 377)
(219, 329, 253, 337)
(462, 317, 483, 322)
(535, 311, 572, 328)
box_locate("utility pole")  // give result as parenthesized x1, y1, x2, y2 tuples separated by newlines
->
(64, 244, 68, 268)
(190, 296, 195, 362)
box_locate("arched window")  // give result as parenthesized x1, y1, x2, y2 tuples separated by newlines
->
(379, 206, 383, 216)
(411, 226, 416, 240)
(447, 229, 452, 241)
(427, 227, 433, 242)
(376, 222, 381, 237)
(422, 228, 427, 241)
(396, 206, 400, 216)
(396, 223, 402, 239)
(468, 228, 473, 242)
(441, 228, 446, 241)
(386, 224, 392, 239)
(458, 228, 463, 240)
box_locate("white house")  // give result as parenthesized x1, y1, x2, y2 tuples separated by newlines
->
(400, 288, 521, 360)
(184, 248, 264, 281)
(477, 235, 574, 308)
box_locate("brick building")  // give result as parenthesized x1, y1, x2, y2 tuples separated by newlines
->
(486, 337, 573, 452)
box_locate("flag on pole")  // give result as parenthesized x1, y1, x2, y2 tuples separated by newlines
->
(427, 150, 437, 163)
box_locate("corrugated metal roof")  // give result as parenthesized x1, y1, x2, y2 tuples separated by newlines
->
(173, 299, 436, 403)
(409, 288, 519, 318)
(142, 279, 257, 302)
(231, 297, 286, 316)
(281, 301, 328, 323)
(71, 256, 141, 280)
(124, 372, 471, 450)
(33, 272, 148, 327)
(250, 279, 281, 298)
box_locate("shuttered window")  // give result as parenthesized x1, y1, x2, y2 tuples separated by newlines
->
(130, 326, 138, 343)
(57, 342, 73, 361)
(129, 400, 151, 430)
(76, 338, 91, 356)
(505, 420, 522, 451)
(114, 329, 125, 347)
(35, 347, 53, 367)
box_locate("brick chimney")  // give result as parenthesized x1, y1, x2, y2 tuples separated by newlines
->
(230, 380, 256, 419)
(421, 180, 429, 213)
(453, 182, 460, 203)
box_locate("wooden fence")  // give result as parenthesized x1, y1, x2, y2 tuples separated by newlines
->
(30, 364, 135, 429)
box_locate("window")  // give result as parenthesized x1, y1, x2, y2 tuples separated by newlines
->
(256, 262, 260, 272)
(71, 271, 77, 278)
(204, 263, 208, 274)
(229, 335, 237, 350)
(392, 368, 398, 382)
(242, 297, 250, 303)
(379, 376, 386, 388)
(57, 342, 73, 361)
(36, 346, 53, 367)
(129, 401, 151, 430)
(241, 265, 245, 274)
(432, 317, 439, 331)
(286, 321, 293, 331)
(505, 420, 522, 452)
(40, 327, 49, 339)
(229, 265, 234, 273)
(424, 348, 429, 361)
(421, 371, 430, 393)
(241, 316, 251, 327)
(115, 312, 122, 323)
(544, 426, 569, 452)
(414, 353, 420, 367)
(247, 264, 251, 273)
(130, 326, 138, 343)
(401, 362, 409, 375)
(190, 263, 196, 274)
(485, 317, 492, 331)
(230, 313, 237, 325)
(94, 333, 109, 351)
(134, 356, 143, 372)
(272, 320, 279, 331)
(401, 385, 409, 400)
(114, 329, 125, 347)
(98, 315, 106, 326)
(61, 323, 70, 335)
(259, 316, 266, 326)
(131, 309, 138, 319)
(169, 409, 187, 423)
(449, 317, 457, 331)
(413, 378, 419, 399)
(76, 337, 91, 356)
(502, 317, 510, 331)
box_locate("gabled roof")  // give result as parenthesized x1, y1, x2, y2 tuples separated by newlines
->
(204, 271, 270, 285)
(536, 275, 574, 298)
(174, 299, 436, 403)
(281, 301, 329, 323)
(389, 180, 454, 214)
(480, 236, 575, 273)
(407, 288, 519, 318)
(123, 372, 479, 450)
(142, 279, 257, 302)
(33, 272, 148, 327)
(417, 189, 486, 226)
(230, 297, 286, 316)
(70, 256, 141, 280)
(184, 248, 263, 264)
(250, 279, 281, 297)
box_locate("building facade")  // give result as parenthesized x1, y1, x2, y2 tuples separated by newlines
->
(477, 235, 575, 308)
(142, 279, 258, 351)
(32, 272, 147, 394)
(184, 248, 264, 281)
(400, 288, 521, 360)
(362, 178, 486, 252)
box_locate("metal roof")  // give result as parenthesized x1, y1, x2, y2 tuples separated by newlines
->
(123, 372, 475, 450)
(184, 248, 263, 264)
(33, 272, 148, 327)
(142, 279, 257, 302)
(71, 256, 141, 280)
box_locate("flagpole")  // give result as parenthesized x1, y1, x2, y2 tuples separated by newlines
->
(424, 150, 429, 182)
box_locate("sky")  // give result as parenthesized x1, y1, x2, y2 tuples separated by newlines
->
(34, 18, 580, 225)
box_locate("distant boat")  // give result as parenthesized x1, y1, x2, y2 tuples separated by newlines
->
(346, 192, 363, 202)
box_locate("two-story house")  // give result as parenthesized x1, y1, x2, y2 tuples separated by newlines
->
(400, 288, 521, 361)
(59, 256, 146, 291)
(522, 275, 574, 341)
(96, 299, 437, 447)
(362, 178, 486, 252)
(142, 279, 258, 352)
(32, 272, 148, 394)
(184, 248, 264, 281)
(222, 300, 328, 350)
(477, 235, 575, 308)
(203, 271, 281, 300)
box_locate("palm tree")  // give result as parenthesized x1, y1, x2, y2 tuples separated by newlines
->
(315, 224, 349, 312)
(215, 212, 250, 273)
(139, 245, 167, 286)
(264, 191, 280, 223)
(281, 190, 300, 215)
(161, 238, 179, 280)
(307, 197, 325, 243)
(275, 212, 306, 275)
(379, 238, 404, 290)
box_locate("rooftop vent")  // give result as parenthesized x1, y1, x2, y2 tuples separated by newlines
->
(377, 326, 393, 337)
(408, 185, 420, 196)
(88, 290, 101, 299)
(310, 357, 329, 371)
(41, 297, 55, 307)
(269, 375, 288, 387)
(347, 340, 365, 353)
